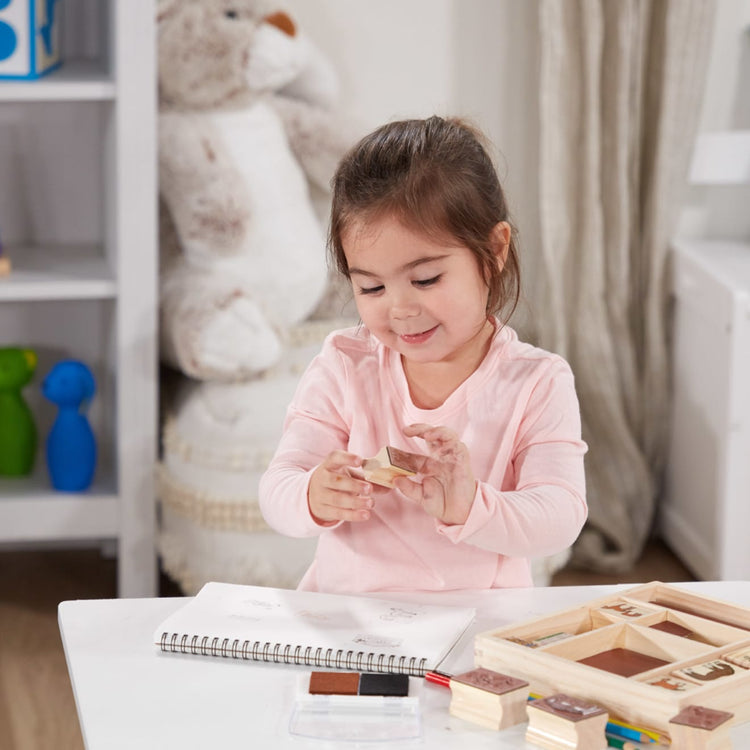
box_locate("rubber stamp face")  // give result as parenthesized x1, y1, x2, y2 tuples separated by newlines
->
(670, 704, 733, 730)
(532, 693, 606, 722)
(452, 667, 528, 695)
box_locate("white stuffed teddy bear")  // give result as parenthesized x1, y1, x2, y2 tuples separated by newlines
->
(157, 0, 358, 380)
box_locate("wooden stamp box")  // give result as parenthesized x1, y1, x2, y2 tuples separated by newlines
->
(474, 582, 750, 734)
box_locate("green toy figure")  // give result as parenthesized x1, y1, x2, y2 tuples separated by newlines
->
(0, 347, 38, 476)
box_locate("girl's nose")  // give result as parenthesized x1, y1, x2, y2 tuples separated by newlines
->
(390, 292, 420, 320)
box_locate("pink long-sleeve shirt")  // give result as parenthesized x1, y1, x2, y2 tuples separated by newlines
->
(259, 322, 587, 594)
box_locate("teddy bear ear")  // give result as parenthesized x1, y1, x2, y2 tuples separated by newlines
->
(157, 0, 181, 24)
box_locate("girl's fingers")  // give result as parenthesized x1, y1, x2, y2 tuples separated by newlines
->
(310, 451, 374, 524)
(392, 475, 422, 502)
(322, 491, 374, 522)
(403, 423, 458, 452)
(325, 470, 372, 498)
(325, 450, 363, 471)
(402, 423, 436, 439)
(322, 451, 371, 496)
(325, 506, 372, 522)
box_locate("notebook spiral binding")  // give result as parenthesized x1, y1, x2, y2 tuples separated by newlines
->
(158, 631, 429, 676)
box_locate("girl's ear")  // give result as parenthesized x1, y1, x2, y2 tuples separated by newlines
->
(490, 222, 512, 270)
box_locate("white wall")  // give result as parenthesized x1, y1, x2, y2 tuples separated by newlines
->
(284, 0, 456, 129)
(676, 0, 750, 241)
(284, 0, 540, 327)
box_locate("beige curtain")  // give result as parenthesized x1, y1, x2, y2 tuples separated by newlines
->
(534, 0, 717, 571)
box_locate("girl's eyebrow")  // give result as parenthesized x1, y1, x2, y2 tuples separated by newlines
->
(348, 254, 450, 277)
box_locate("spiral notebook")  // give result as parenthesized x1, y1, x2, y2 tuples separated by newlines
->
(154, 582, 475, 676)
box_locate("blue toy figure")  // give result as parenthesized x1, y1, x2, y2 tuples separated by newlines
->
(42, 359, 97, 491)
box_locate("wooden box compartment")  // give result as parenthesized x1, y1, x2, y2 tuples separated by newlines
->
(474, 583, 750, 736)
(643, 609, 750, 647)
(624, 582, 750, 632)
(540, 622, 711, 672)
(493, 605, 615, 648)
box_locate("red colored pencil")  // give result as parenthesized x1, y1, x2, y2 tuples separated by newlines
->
(424, 670, 452, 688)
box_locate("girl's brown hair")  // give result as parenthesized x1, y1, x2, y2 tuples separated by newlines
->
(328, 116, 520, 322)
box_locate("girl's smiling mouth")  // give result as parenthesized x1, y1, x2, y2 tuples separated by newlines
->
(399, 325, 439, 345)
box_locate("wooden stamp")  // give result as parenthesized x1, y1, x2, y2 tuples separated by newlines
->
(722, 645, 750, 669)
(673, 659, 739, 684)
(525, 693, 608, 750)
(448, 667, 529, 731)
(597, 601, 660, 620)
(669, 705, 734, 750)
(646, 673, 702, 692)
(359, 446, 428, 488)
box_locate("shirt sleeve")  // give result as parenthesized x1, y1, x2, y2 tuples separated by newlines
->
(435, 359, 588, 557)
(258, 342, 349, 538)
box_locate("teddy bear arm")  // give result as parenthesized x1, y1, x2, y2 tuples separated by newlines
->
(159, 116, 251, 258)
(270, 96, 364, 193)
(160, 266, 283, 380)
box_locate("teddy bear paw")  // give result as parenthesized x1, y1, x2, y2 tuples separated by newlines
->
(186, 297, 283, 380)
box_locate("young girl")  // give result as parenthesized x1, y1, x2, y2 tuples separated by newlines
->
(259, 116, 587, 594)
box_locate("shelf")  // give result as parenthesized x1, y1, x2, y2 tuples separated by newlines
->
(0, 244, 116, 301)
(671, 239, 750, 289)
(0, 471, 118, 542)
(0, 0, 159, 596)
(0, 60, 116, 102)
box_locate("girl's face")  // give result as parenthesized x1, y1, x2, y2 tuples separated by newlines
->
(343, 215, 506, 369)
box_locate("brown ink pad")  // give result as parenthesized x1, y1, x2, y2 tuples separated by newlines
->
(309, 671, 360, 695)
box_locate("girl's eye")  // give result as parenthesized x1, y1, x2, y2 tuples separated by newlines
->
(357, 285, 384, 295)
(413, 275, 442, 288)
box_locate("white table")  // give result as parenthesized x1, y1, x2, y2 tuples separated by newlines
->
(59, 581, 750, 749)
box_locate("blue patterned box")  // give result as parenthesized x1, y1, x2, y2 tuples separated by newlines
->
(0, 0, 62, 80)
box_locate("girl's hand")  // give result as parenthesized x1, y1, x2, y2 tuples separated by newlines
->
(308, 450, 375, 525)
(392, 424, 476, 525)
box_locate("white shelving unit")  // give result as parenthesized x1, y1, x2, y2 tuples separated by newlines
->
(663, 124, 750, 581)
(0, 0, 157, 596)
(664, 239, 750, 580)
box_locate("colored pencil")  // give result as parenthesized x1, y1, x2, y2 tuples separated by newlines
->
(606, 721, 656, 744)
(608, 717, 670, 745)
(606, 733, 642, 749)
(424, 670, 452, 688)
